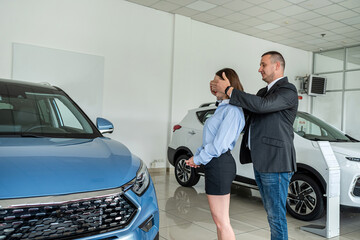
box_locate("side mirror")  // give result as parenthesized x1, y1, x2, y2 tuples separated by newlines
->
(96, 117, 114, 134)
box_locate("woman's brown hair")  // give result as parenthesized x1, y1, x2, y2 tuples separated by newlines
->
(215, 68, 244, 91)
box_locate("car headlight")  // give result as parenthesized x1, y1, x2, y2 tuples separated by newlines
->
(132, 161, 150, 196)
(346, 157, 360, 162)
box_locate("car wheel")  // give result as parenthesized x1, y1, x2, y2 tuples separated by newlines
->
(286, 173, 325, 221)
(174, 155, 200, 187)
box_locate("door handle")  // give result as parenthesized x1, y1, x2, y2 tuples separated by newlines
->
(188, 130, 196, 135)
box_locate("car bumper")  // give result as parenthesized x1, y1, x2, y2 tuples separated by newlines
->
(340, 161, 360, 207)
(78, 178, 159, 240)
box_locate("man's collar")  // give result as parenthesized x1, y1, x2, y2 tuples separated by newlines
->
(267, 76, 285, 91)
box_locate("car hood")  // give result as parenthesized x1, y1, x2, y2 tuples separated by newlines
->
(0, 137, 140, 199)
(330, 142, 360, 157)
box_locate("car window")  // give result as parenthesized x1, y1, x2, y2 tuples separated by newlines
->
(54, 98, 83, 129)
(0, 82, 100, 138)
(196, 109, 215, 124)
(294, 112, 356, 142)
(196, 108, 247, 134)
(294, 116, 322, 136)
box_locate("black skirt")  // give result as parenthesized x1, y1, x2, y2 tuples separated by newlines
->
(204, 150, 236, 195)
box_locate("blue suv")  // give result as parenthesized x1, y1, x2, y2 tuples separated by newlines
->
(0, 79, 159, 240)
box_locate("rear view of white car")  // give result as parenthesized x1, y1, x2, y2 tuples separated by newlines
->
(167, 103, 360, 221)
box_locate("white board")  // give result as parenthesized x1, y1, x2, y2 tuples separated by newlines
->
(12, 43, 104, 123)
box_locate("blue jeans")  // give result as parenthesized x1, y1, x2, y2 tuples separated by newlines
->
(254, 168, 294, 240)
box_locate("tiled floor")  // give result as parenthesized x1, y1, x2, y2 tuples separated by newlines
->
(150, 169, 360, 240)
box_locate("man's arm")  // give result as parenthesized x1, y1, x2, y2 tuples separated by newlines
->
(230, 86, 298, 114)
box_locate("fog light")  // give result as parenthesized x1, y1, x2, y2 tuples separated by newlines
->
(139, 215, 154, 232)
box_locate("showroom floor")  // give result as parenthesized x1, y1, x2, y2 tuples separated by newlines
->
(150, 169, 360, 240)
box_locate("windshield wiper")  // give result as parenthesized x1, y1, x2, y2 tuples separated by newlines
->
(345, 134, 359, 142)
(334, 139, 350, 142)
(20, 133, 45, 138)
(310, 138, 322, 141)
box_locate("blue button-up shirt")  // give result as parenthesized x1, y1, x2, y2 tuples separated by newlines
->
(193, 99, 245, 165)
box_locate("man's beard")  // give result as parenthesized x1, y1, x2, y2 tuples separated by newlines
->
(262, 72, 275, 83)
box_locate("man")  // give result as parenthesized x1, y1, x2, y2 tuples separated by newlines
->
(210, 51, 298, 240)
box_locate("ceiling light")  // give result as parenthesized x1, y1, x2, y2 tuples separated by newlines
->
(186, 1, 216, 11)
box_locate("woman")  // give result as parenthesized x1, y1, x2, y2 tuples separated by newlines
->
(186, 68, 245, 240)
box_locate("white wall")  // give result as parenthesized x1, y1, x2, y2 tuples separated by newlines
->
(171, 15, 311, 127)
(0, 0, 312, 168)
(0, 0, 174, 168)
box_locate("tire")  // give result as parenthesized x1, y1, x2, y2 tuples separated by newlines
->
(286, 173, 325, 221)
(174, 155, 200, 187)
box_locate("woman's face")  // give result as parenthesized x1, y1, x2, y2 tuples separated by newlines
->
(213, 75, 229, 100)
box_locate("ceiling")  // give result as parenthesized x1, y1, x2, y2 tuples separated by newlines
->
(125, 0, 360, 52)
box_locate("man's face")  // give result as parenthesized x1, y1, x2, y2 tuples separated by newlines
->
(258, 54, 276, 84)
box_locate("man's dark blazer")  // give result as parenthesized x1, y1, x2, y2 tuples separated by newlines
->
(229, 77, 298, 173)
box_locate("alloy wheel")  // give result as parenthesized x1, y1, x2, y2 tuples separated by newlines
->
(287, 179, 317, 216)
(176, 158, 191, 183)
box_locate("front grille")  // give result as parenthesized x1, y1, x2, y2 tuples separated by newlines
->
(0, 192, 137, 240)
(353, 177, 360, 197)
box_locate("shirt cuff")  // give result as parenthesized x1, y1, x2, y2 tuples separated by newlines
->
(193, 156, 201, 165)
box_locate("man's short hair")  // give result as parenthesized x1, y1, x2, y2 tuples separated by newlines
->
(262, 51, 285, 70)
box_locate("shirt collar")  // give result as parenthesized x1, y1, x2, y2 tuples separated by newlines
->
(218, 99, 230, 106)
(267, 76, 285, 91)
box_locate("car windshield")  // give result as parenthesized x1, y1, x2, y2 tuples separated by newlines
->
(0, 81, 101, 138)
(293, 112, 357, 142)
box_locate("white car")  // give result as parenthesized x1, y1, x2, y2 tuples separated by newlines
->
(167, 103, 360, 221)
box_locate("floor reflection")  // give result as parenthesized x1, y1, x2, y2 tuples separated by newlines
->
(150, 169, 360, 240)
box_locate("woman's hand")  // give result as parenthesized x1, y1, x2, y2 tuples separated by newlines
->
(185, 156, 199, 168)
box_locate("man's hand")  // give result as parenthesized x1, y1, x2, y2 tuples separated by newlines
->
(210, 83, 216, 96)
(185, 156, 199, 168)
(210, 72, 230, 94)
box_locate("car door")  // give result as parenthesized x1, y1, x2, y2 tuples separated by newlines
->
(233, 134, 255, 180)
(185, 108, 214, 154)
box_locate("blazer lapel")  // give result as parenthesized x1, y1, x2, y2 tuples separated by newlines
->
(264, 77, 288, 97)
(257, 87, 267, 97)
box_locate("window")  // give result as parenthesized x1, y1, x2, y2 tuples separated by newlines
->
(196, 109, 215, 125)
(54, 98, 82, 129)
(0, 82, 99, 138)
(320, 72, 343, 91)
(346, 46, 360, 70)
(313, 45, 360, 140)
(314, 49, 344, 73)
(345, 71, 360, 89)
(294, 112, 354, 142)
